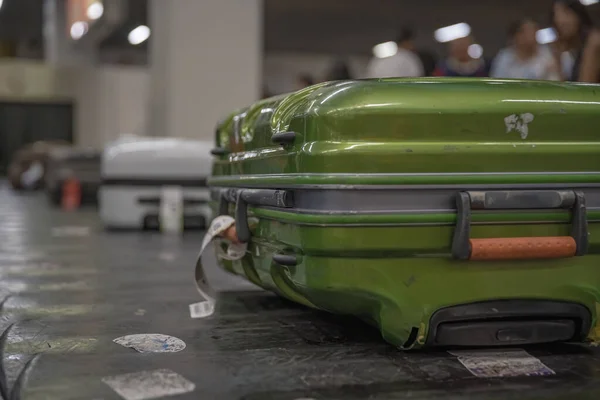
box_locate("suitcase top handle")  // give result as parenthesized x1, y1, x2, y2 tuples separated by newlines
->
(451, 190, 588, 261)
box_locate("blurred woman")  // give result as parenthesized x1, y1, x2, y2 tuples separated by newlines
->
(295, 74, 315, 90)
(432, 35, 488, 77)
(551, 0, 600, 82)
(325, 60, 353, 81)
(491, 18, 561, 80)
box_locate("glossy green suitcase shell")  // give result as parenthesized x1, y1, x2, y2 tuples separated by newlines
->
(208, 78, 600, 349)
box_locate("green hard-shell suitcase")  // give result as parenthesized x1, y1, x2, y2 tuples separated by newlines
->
(202, 77, 600, 349)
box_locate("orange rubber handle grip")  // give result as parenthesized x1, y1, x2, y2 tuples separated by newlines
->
(469, 236, 577, 261)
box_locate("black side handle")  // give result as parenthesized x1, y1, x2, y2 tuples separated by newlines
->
(235, 191, 251, 242)
(272, 253, 299, 266)
(234, 189, 294, 243)
(452, 192, 472, 260)
(572, 191, 588, 256)
(211, 147, 229, 156)
(451, 189, 588, 260)
(271, 132, 296, 146)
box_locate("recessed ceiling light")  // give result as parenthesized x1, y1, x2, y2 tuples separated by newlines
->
(128, 25, 151, 45)
(468, 44, 483, 59)
(87, 2, 104, 20)
(372, 41, 398, 58)
(536, 27, 557, 44)
(70, 21, 89, 40)
(434, 22, 471, 43)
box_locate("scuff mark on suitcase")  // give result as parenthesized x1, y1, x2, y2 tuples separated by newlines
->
(504, 113, 534, 139)
(404, 275, 416, 287)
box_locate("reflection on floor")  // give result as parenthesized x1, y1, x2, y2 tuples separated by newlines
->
(1, 182, 600, 400)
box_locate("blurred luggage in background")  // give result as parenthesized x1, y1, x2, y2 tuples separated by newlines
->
(99, 136, 213, 231)
(44, 146, 102, 207)
(7, 140, 71, 191)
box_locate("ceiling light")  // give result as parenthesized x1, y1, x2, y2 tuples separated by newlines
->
(128, 25, 151, 45)
(536, 27, 557, 44)
(373, 41, 398, 58)
(70, 21, 89, 40)
(468, 44, 483, 59)
(87, 1, 104, 20)
(0, 0, 4, 10)
(434, 22, 471, 43)
(580, 0, 599, 5)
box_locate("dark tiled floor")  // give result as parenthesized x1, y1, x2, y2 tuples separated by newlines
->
(1, 181, 600, 400)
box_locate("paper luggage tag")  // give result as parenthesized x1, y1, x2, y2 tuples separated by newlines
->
(190, 215, 247, 319)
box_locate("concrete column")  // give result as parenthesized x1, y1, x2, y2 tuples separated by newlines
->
(43, 0, 98, 66)
(148, 0, 263, 139)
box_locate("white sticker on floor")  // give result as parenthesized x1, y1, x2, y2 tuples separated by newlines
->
(158, 252, 176, 262)
(102, 369, 195, 400)
(51, 226, 91, 237)
(449, 349, 555, 378)
(113, 334, 186, 353)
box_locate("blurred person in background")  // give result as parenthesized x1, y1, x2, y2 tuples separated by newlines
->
(415, 49, 438, 76)
(365, 27, 424, 78)
(325, 59, 353, 81)
(490, 18, 561, 80)
(261, 85, 273, 99)
(551, 0, 599, 82)
(295, 74, 315, 90)
(433, 35, 488, 77)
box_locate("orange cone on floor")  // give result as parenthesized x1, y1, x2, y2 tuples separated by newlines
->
(61, 178, 81, 211)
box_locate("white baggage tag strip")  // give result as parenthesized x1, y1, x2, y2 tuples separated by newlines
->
(190, 215, 247, 319)
(449, 349, 555, 378)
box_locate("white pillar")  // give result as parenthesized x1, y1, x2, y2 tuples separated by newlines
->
(43, 0, 98, 66)
(148, 0, 263, 139)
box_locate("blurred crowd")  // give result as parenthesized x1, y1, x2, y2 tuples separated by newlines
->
(291, 0, 600, 91)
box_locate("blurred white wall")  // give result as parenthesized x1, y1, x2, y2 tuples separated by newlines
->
(0, 60, 70, 100)
(0, 60, 148, 150)
(0, 51, 372, 152)
(69, 66, 149, 148)
(148, 0, 262, 140)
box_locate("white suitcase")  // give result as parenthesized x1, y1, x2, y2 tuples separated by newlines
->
(99, 137, 213, 230)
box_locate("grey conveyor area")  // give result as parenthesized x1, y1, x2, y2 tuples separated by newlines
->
(2, 182, 600, 400)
